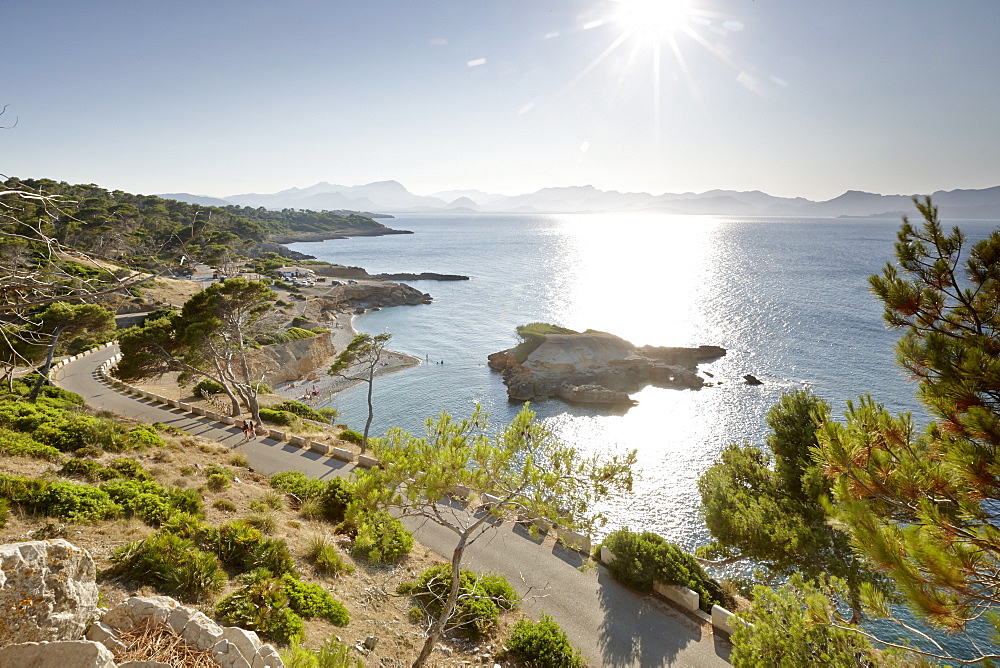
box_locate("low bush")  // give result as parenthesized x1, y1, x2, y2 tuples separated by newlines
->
(502, 615, 586, 667)
(601, 527, 730, 612)
(319, 478, 353, 524)
(281, 637, 363, 668)
(0, 399, 65, 432)
(351, 512, 413, 564)
(0, 427, 62, 461)
(107, 458, 152, 480)
(214, 499, 237, 512)
(211, 521, 297, 575)
(259, 409, 296, 426)
(108, 531, 227, 602)
(193, 378, 226, 395)
(401, 564, 519, 638)
(317, 408, 339, 421)
(282, 574, 350, 625)
(204, 464, 236, 480)
(270, 470, 324, 500)
(60, 458, 111, 482)
(271, 401, 327, 423)
(207, 473, 230, 491)
(246, 510, 278, 534)
(217, 571, 349, 646)
(337, 429, 362, 445)
(98, 478, 197, 526)
(126, 426, 164, 449)
(0, 499, 8, 529)
(0, 473, 123, 524)
(307, 535, 354, 577)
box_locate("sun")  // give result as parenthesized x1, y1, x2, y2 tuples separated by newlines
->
(612, 0, 693, 42)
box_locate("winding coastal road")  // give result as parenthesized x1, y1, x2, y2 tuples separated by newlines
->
(57, 346, 731, 667)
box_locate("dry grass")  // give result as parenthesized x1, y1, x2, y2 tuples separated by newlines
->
(0, 425, 515, 666)
(112, 619, 217, 667)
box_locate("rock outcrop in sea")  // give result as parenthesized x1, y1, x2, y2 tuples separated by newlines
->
(488, 329, 725, 407)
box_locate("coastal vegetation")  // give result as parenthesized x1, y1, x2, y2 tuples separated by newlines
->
(707, 198, 1000, 664)
(1, 176, 393, 271)
(697, 389, 883, 621)
(601, 528, 733, 613)
(116, 278, 278, 423)
(351, 403, 636, 667)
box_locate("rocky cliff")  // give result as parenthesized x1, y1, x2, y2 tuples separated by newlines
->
(248, 331, 339, 385)
(488, 331, 725, 407)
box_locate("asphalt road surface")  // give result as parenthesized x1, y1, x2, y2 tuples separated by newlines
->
(57, 346, 732, 667)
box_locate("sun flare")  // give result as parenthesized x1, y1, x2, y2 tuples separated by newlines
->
(612, 0, 693, 41)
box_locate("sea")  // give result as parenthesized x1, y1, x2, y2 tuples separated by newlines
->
(289, 213, 999, 547)
(290, 212, 999, 656)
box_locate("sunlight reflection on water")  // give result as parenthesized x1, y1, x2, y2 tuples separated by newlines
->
(290, 213, 1000, 549)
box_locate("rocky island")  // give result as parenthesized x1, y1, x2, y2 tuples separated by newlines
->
(488, 323, 725, 407)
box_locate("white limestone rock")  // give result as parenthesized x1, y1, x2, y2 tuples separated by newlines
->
(222, 626, 263, 662)
(101, 595, 177, 632)
(252, 643, 285, 668)
(0, 539, 98, 644)
(0, 640, 115, 668)
(212, 638, 253, 668)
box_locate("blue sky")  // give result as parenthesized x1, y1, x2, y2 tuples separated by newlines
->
(3, 0, 998, 200)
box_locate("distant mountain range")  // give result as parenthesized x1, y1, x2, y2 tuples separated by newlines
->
(158, 181, 1000, 219)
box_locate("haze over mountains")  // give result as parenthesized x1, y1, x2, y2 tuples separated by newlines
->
(159, 181, 1000, 219)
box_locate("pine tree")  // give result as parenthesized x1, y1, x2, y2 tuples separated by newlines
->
(815, 197, 1000, 662)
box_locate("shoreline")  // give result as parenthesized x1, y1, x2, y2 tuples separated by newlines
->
(268, 310, 420, 407)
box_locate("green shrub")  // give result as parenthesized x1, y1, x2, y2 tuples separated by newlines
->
(503, 615, 586, 667)
(60, 458, 109, 481)
(0, 427, 63, 461)
(99, 479, 178, 525)
(108, 531, 227, 602)
(126, 426, 164, 449)
(255, 383, 274, 395)
(286, 327, 318, 340)
(403, 564, 519, 638)
(319, 478, 353, 524)
(204, 464, 236, 480)
(107, 458, 152, 480)
(0, 499, 9, 529)
(281, 574, 350, 625)
(207, 473, 230, 491)
(259, 408, 296, 426)
(193, 378, 226, 394)
(271, 401, 326, 423)
(602, 527, 728, 612)
(338, 429, 362, 445)
(317, 408, 339, 421)
(270, 470, 324, 500)
(307, 535, 354, 577)
(0, 399, 65, 432)
(214, 499, 237, 512)
(217, 574, 307, 646)
(229, 454, 249, 468)
(38, 480, 122, 523)
(351, 513, 413, 564)
(32, 414, 107, 451)
(246, 510, 278, 534)
(211, 521, 297, 575)
(281, 637, 363, 668)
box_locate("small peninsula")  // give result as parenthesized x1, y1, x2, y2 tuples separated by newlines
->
(488, 323, 725, 407)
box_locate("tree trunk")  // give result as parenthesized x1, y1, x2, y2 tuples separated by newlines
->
(28, 326, 66, 402)
(412, 538, 468, 668)
(362, 374, 374, 454)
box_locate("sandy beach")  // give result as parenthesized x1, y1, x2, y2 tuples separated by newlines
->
(268, 310, 420, 407)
